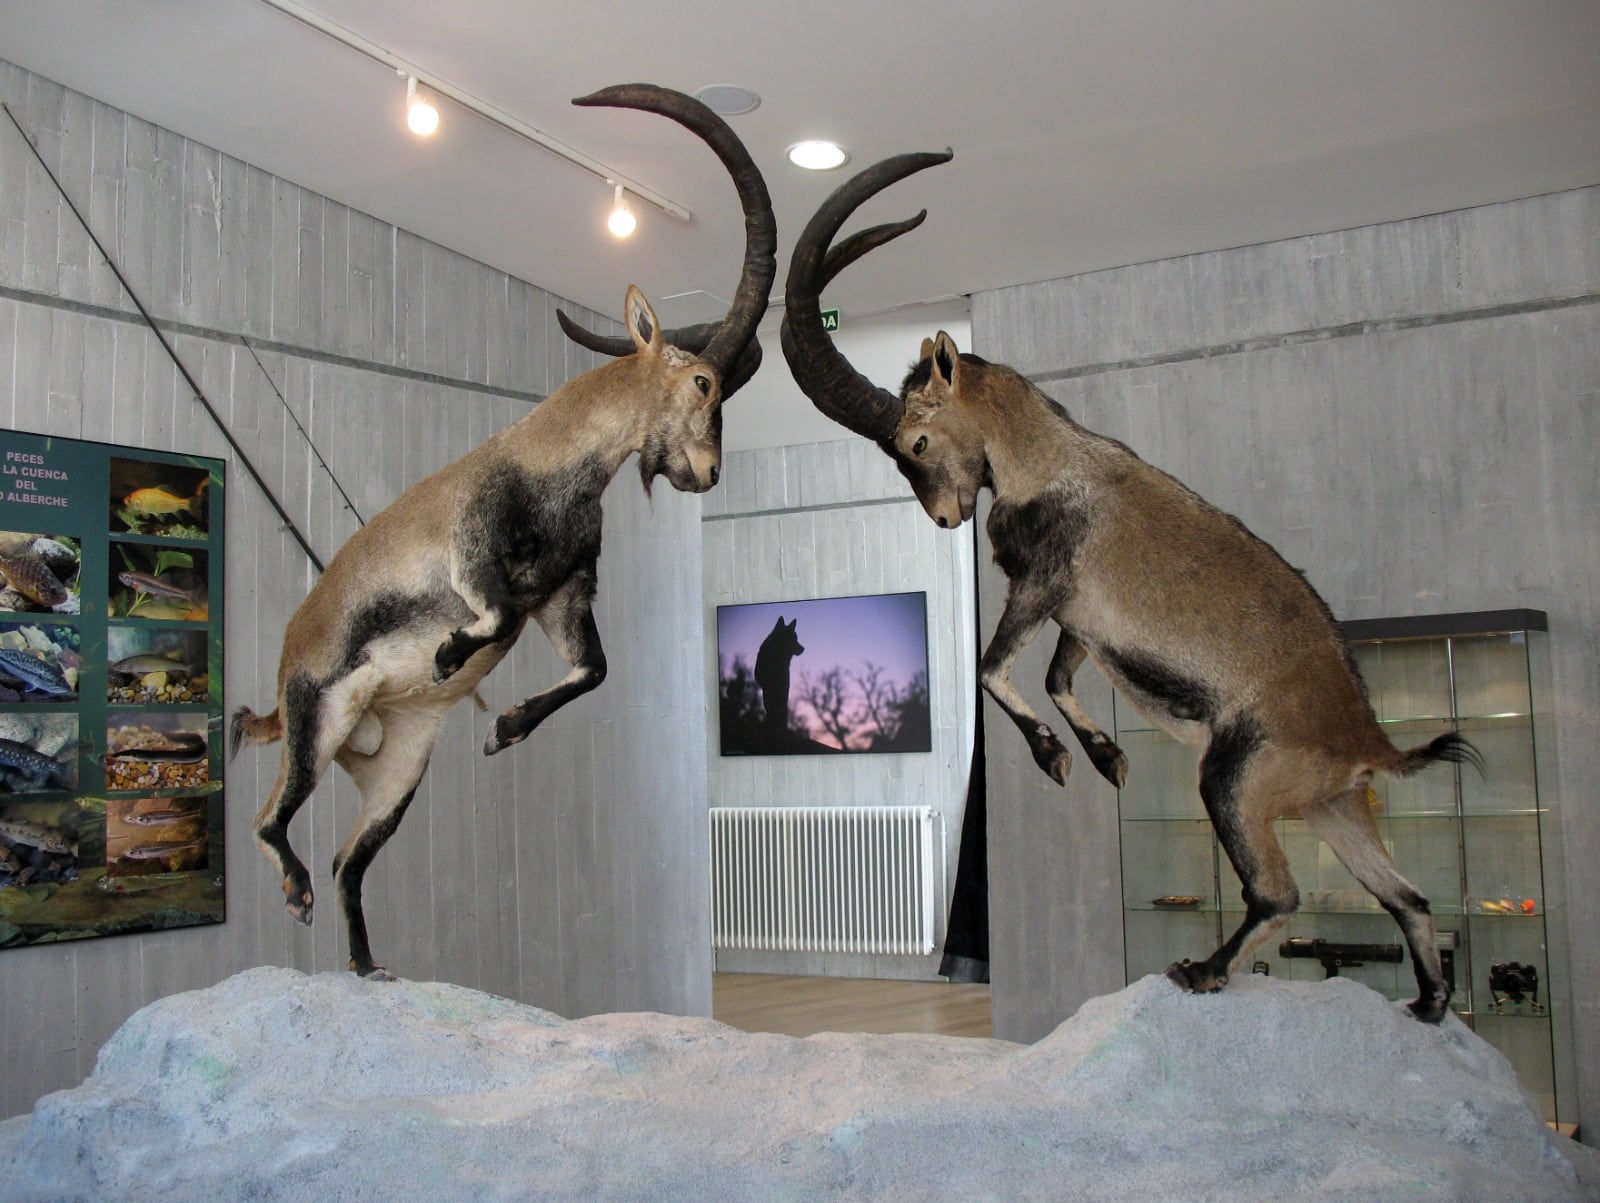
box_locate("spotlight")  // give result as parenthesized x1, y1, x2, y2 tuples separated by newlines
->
(608, 184, 637, 238)
(786, 140, 848, 171)
(405, 76, 439, 137)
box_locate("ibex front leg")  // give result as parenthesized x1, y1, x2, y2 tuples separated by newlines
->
(484, 573, 607, 755)
(435, 550, 521, 683)
(980, 584, 1074, 786)
(1047, 629, 1128, 788)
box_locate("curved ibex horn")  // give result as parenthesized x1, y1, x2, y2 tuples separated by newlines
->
(780, 150, 953, 443)
(557, 83, 776, 398)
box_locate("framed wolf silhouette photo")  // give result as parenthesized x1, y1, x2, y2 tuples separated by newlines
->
(716, 592, 932, 756)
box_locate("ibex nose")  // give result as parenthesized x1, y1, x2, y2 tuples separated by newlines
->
(936, 515, 950, 529)
(710, 464, 720, 487)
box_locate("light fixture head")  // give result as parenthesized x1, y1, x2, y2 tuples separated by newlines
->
(405, 76, 440, 137)
(787, 140, 849, 171)
(607, 183, 637, 239)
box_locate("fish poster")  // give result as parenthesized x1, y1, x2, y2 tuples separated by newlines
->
(0, 430, 225, 949)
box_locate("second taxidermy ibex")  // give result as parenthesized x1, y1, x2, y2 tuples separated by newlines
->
(232, 84, 775, 981)
(781, 151, 1479, 1022)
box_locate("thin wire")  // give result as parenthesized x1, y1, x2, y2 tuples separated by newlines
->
(236, 336, 367, 527)
(1, 100, 326, 573)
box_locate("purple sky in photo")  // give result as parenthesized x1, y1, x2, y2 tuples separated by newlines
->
(717, 593, 929, 694)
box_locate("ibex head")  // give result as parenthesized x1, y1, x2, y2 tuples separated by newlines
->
(892, 331, 992, 528)
(615, 284, 725, 493)
(560, 84, 776, 496)
(778, 151, 989, 527)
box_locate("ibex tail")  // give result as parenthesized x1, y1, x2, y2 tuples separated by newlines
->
(230, 706, 283, 759)
(1384, 731, 1484, 778)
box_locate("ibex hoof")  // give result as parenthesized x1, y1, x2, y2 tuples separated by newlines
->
(1031, 737, 1072, 787)
(433, 636, 468, 683)
(354, 965, 395, 982)
(1406, 994, 1450, 1024)
(483, 718, 526, 757)
(284, 881, 313, 925)
(1092, 744, 1129, 789)
(1166, 959, 1227, 994)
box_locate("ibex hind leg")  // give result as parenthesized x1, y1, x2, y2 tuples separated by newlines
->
(1169, 729, 1300, 994)
(332, 709, 439, 980)
(1303, 786, 1451, 1022)
(251, 676, 332, 925)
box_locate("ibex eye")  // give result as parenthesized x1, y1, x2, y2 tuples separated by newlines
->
(694, 374, 712, 397)
(912, 435, 928, 456)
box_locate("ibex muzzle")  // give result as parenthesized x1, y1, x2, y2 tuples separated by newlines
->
(782, 152, 1481, 1024)
(231, 83, 774, 982)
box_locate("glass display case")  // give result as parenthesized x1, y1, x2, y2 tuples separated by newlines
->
(1116, 610, 1571, 1126)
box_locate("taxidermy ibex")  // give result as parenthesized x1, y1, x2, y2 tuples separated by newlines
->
(232, 84, 775, 980)
(781, 151, 1479, 1022)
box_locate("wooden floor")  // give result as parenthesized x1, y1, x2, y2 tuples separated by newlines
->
(712, 973, 994, 1039)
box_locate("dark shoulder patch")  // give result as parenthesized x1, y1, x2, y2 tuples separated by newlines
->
(986, 492, 1089, 583)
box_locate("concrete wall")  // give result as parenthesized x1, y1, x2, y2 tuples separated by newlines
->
(971, 186, 1599, 1138)
(703, 437, 978, 980)
(0, 60, 709, 1118)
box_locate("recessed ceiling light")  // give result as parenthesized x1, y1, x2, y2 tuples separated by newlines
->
(694, 84, 762, 116)
(787, 140, 849, 171)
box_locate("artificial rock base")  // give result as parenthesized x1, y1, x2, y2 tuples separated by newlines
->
(2, 966, 1595, 1201)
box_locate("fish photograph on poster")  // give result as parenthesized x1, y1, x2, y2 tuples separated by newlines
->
(109, 543, 209, 621)
(0, 530, 80, 616)
(109, 457, 209, 539)
(0, 713, 79, 795)
(0, 623, 80, 703)
(105, 796, 209, 878)
(106, 627, 209, 705)
(104, 711, 210, 792)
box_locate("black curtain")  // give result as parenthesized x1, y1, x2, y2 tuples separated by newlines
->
(939, 693, 989, 982)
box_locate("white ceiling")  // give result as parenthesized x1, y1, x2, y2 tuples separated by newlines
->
(2, 1, 1598, 333)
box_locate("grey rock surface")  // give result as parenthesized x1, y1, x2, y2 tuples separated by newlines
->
(1, 966, 1595, 1201)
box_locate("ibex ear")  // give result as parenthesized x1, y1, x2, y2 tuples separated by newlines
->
(932, 331, 960, 389)
(625, 286, 662, 354)
(918, 337, 937, 362)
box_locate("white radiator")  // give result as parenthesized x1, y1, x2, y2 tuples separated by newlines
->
(710, 806, 941, 955)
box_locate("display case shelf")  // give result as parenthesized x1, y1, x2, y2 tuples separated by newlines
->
(1115, 610, 1571, 1125)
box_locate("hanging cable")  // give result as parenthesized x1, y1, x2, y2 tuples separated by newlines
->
(235, 337, 367, 528)
(2, 101, 326, 573)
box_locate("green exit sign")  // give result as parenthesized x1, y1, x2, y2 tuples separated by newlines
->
(820, 308, 840, 332)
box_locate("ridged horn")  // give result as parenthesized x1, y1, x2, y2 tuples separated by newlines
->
(780, 150, 953, 442)
(559, 83, 776, 398)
